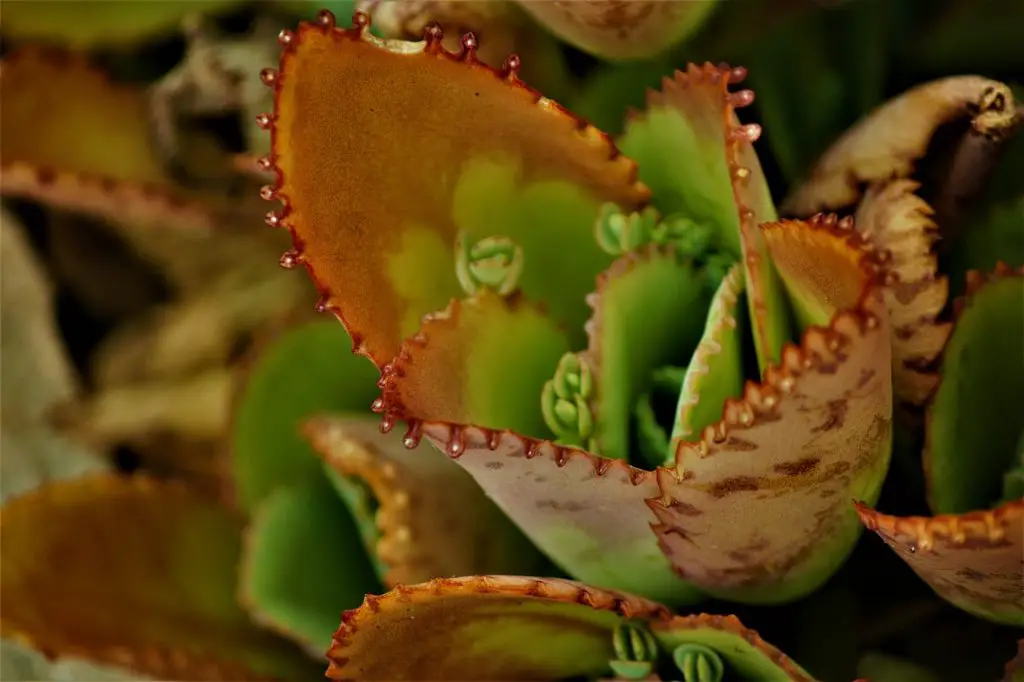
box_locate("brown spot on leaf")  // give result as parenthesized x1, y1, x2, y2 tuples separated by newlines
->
(708, 476, 761, 498)
(484, 461, 503, 470)
(773, 457, 821, 477)
(812, 399, 849, 432)
(723, 437, 758, 452)
(536, 499, 587, 513)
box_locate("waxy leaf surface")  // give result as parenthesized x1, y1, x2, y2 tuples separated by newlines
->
(324, 575, 670, 681)
(619, 64, 792, 374)
(652, 217, 893, 603)
(856, 502, 1024, 626)
(232, 318, 380, 511)
(925, 266, 1024, 514)
(380, 290, 569, 438)
(240, 477, 380, 656)
(584, 246, 709, 460)
(0, 50, 247, 230)
(422, 423, 700, 605)
(306, 415, 545, 586)
(0, 475, 320, 680)
(269, 16, 648, 366)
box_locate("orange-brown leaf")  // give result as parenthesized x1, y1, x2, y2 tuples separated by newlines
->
(267, 11, 648, 366)
(325, 575, 669, 681)
(0, 474, 320, 680)
(0, 49, 252, 230)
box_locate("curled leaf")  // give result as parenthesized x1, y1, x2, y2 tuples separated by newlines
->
(852, 179, 951, 405)
(785, 76, 1018, 216)
(619, 64, 792, 374)
(267, 11, 648, 365)
(0, 49, 253, 230)
(513, 0, 720, 61)
(856, 501, 1024, 626)
(305, 415, 544, 586)
(582, 245, 710, 460)
(325, 575, 670, 680)
(652, 216, 893, 603)
(0, 474, 320, 680)
(670, 263, 747, 451)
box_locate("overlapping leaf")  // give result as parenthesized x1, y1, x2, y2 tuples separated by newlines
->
(267, 11, 649, 366)
(0, 475, 320, 680)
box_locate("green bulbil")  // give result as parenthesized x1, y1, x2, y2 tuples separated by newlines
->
(610, 621, 659, 679)
(455, 231, 525, 296)
(673, 643, 726, 682)
(541, 352, 597, 451)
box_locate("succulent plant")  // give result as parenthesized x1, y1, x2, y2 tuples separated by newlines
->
(262, 3, 1022, 620)
(1, 3, 1022, 682)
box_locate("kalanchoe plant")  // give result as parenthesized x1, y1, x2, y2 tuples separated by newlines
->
(260, 4, 1022, 639)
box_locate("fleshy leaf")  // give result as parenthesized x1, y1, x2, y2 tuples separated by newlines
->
(784, 76, 1018, 217)
(513, 1, 720, 61)
(324, 575, 671, 680)
(231, 318, 380, 512)
(670, 263, 747, 452)
(0, 208, 109, 502)
(267, 11, 649, 366)
(651, 216, 894, 603)
(651, 615, 815, 681)
(0, 1, 244, 48)
(305, 415, 545, 586)
(582, 245, 710, 460)
(856, 501, 1024, 626)
(619, 64, 793, 374)
(852, 179, 952, 405)
(924, 264, 1024, 514)
(0, 474, 320, 680)
(0, 49, 251, 230)
(379, 289, 569, 438)
(422, 423, 700, 605)
(240, 477, 380, 657)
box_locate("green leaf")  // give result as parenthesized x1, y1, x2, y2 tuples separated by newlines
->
(669, 263, 747, 459)
(240, 477, 380, 656)
(0, 474, 320, 680)
(926, 267, 1024, 514)
(583, 246, 710, 461)
(619, 65, 793, 374)
(231, 319, 380, 512)
(379, 290, 570, 439)
(651, 615, 816, 681)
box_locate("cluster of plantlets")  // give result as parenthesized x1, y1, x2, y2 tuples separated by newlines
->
(0, 2, 1021, 681)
